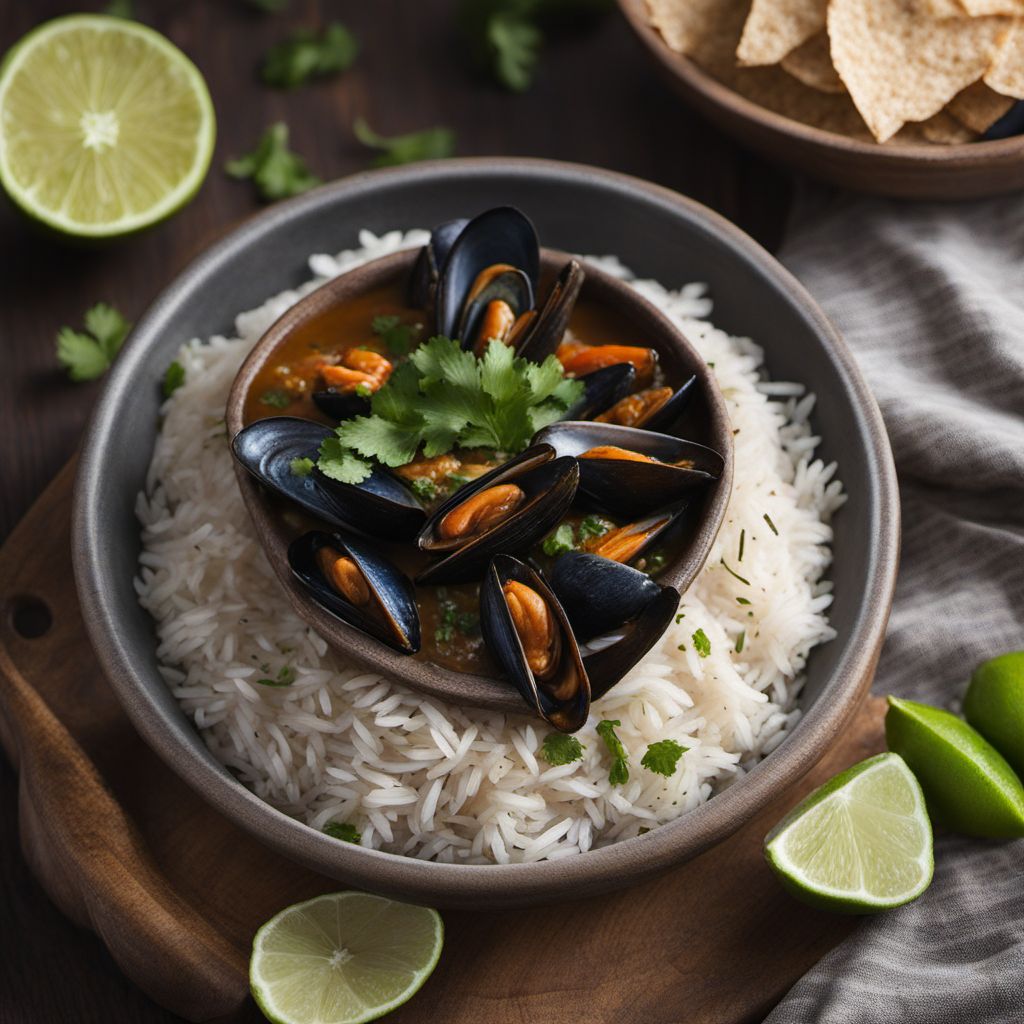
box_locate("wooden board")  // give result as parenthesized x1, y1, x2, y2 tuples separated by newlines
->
(0, 462, 887, 1024)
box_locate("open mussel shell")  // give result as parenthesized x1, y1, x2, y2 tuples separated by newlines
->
(408, 217, 469, 313)
(231, 417, 425, 540)
(596, 375, 698, 433)
(561, 364, 637, 421)
(288, 531, 420, 654)
(514, 259, 585, 363)
(416, 444, 579, 584)
(578, 502, 690, 567)
(436, 207, 540, 340)
(481, 555, 590, 733)
(532, 421, 724, 518)
(459, 265, 534, 349)
(311, 388, 370, 422)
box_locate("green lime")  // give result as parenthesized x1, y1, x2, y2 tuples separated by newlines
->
(0, 15, 215, 238)
(250, 892, 443, 1024)
(885, 696, 1024, 838)
(764, 752, 933, 914)
(965, 652, 1024, 778)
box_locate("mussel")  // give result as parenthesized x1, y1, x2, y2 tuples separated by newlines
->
(231, 417, 425, 540)
(408, 217, 469, 313)
(579, 502, 689, 566)
(512, 259, 586, 363)
(311, 349, 394, 422)
(416, 444, 579, 583)
(481, 555, 590, 732)
(532, 421, 724, 518)
(289, 531, 420, 653)
(595, 374, 697, 432)
(560, 364, 638, 422)
(556, 340, 658, 387)
(548, 552, 680, 699)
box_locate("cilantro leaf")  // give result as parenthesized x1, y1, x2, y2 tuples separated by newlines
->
(596, 719, 629, 785)
(354, 118, 456, 168)
(226, 122, 321, 202)
(641, 739, 688, 777)
(163, 360, 185, 398)
(489, 11, 542, 92)
(337, 415, 423, 467)
(409, 477, 437, 502)
(479, 339, 521, 403)
(542, 522, 574, 557)
(692, 628, 711, 658)
(324, 821, 361, 843)
(257, 665, 295, 687)
(317, 436, 373, 484)
(541, 733, 584, 766)
(56, 302, 132, 382)
(411, 335, 479, 389)
(262, 23, 358, 89)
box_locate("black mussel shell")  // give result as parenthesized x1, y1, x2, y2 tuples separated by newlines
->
(312, 388, 370, 422)
(562, 364, 637, 421)
(231, 417, 425, 540)
(585, 586, 681, 700)
(416, 444, 579, 584)
(288, 531, 420, 654)
(408, 218, 469, 312)
(436, 207, 540, 340)
(549, 552, 662, 642)
(635, 375, 698, 433)
(459, 265, 534, 349)
(514, 259, 585, 363)
(481, 555, 590, 732)
(532, 421, 724, 518)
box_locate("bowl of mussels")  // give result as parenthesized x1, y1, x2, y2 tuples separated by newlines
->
(226, 206, 733, 732)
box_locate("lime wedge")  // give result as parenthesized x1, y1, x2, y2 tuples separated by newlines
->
(764, 753, 933, 913)
(250, 892, 443, 1024)
(886, 695, 1024, 838)
(0, 15, 215, 237)
(965, 651, 1024, 778)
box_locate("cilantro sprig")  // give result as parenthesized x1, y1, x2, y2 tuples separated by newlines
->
(354, 118, 456, 168)
(56, 302, 131, 382)
(262, 23, 358, 89)
(541, 733, 584, 766)
(641, 739, 688, 777)
(226, 122, 321, 201)
(317, 336, 583, 484)
(324, 821, 361, 843)
(597, 719, 629, 786)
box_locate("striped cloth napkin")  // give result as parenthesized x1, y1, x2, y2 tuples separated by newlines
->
(765, 189, 1024, 1023)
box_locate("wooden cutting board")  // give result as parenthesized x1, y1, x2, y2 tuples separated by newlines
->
(0, 461, 887, 1024)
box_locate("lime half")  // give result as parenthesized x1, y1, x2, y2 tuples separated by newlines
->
(0, 15, 215, 237)
(764, 753, 934, 913)
(250, 892, 443, 1024)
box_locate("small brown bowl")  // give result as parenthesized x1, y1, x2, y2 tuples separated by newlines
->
(225, 246, 734, 713)
(618, 0, 1024, 200)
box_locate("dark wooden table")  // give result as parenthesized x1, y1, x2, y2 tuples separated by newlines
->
(0, 2, 791, 1020)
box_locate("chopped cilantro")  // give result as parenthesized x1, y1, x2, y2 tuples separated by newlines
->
(763, 512, 779, 536)
(677, 643, 686, 651)
(641, 739, 688, 777)
(262, 23, 358, 89)
(371, 314, 418, 356)
(162, 360, 185, 398)
(257, 665, 296, 687)
(259, 388, 292, 408)
(354, 118, 456, 168)
(692, 628, 711, 658)
(409, 477, 437, 502)
(738, 528, 745, 562)
(541, 733, 584, 766)
(675, 612, 686, 623)
(644, 551, 667, 573)
(226, 122, 321, 202)
(435, 599, 478, 646)
(578, 514, 610, 539)
(735, 630, 746, 654)
(355, 382, 373, 398)
(56, 302, 131, 382)
(638, 826, 650, 836)
(324, 821, 361, 843)
(445, 473, 471, 491)
(317, 336, 583, 483)
(736, 597, 751, 606)
(542, 522, 575, 556)
(721, 559, 750, 586)
(596, 719, 629, 785)
(289, 457, 314, 478)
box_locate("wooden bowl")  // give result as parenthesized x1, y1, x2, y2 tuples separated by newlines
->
(224, 246, 734, 714)
(618, 0, 1024, 200)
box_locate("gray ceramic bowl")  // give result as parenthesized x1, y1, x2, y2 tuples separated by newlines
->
(74, 158, 899, 909)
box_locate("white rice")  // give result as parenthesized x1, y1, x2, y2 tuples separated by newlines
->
(135, 229, 845, 864)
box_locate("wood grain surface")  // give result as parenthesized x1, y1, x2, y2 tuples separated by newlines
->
(0, 465, 887, 1024)
(0, 1, 791, 1021)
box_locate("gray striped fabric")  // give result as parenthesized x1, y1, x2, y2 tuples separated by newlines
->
(765, 189, 1024, 1024)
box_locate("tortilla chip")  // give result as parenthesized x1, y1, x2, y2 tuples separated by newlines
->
(828, 0, 1011, 141)
(962, 0, 1024, 14)
(917, 0, 967, 14)
(986, 20, 1024, 97)
(912, 111, 980, 142)
(736, 0, 828, 65)
(782, 31, 846, 92)
(644, 0, 750, 58)
(947, 80, 1016, 130)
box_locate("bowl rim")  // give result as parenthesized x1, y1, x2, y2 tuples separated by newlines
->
(617, 0, 1024, 166)
(223, 245, 734, 714)
(73, 157, 899, 906)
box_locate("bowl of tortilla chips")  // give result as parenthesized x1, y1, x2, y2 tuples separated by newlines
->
(618, 0, 1024, 199)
